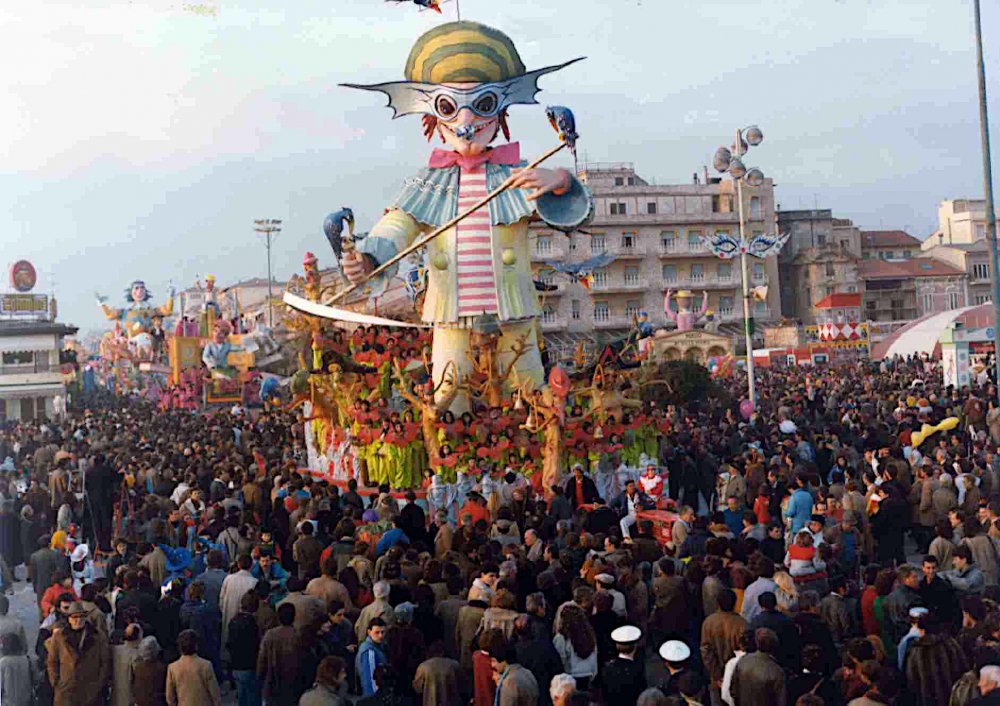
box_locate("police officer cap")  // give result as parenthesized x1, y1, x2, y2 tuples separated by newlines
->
(611, 625, 642, 644)
(659, 640, 691, 662)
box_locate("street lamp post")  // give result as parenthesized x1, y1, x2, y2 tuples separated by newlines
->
(254, 219, 282, 328)
(972, 0, 1000, 398)
(708, 126, 785, 409)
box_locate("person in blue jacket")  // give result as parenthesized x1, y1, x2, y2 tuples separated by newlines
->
(251, 550, 288, 606)
(375, 516, 410, 557)
(356, 617, 388, 696)
(783, 472, 814, 534)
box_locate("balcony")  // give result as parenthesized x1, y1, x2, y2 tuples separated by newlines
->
(537, 281, 565, 296)
(661, 275, 740, 290)
(592, 314, 633, 329)
(657, 240, 714, 257)
(541, 314, 567, 331)
(531, 241, 567, 261)
(606, 242, 646, 258)
(590, 277, 649, 293)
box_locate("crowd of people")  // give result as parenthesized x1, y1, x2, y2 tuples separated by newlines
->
(3, 356, 1000, 706)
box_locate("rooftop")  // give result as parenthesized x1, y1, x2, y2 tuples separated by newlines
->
(814, 293, 862, 309)
(860, 230, 922, 249)
(859, 259, 965, 279)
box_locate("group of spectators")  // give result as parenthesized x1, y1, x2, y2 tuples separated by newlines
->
(3, 356, 1000, 706)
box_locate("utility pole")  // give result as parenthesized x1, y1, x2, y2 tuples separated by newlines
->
(972, 0, 1000, 396)
(254, 219, 282, 328)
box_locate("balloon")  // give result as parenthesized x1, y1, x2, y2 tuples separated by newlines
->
(549, 366, 570, 398)
(911, 417, 960, 449)
(739, 399, 754, 420)
(779, 419, 797, 434)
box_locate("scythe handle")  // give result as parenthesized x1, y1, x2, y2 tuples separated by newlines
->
(329, 142, 568, 305)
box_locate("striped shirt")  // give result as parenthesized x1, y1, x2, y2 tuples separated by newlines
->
(456, 166, 497, 317)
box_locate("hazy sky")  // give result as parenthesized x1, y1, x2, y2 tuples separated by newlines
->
(3, 0, 998, 332)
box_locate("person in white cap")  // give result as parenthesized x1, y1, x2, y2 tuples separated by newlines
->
(897, 606, 929, 670)
(70, 544, 94, 594)
(657, 639, 692, 698)
(601, 625, 647, 704)
(594, 573, 627, 618)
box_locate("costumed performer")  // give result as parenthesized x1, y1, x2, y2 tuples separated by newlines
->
(341, 21, 591, 412)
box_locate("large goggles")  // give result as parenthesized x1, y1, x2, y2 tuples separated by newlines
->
(426, 85, 505, 121)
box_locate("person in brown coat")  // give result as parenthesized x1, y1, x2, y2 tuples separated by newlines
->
(651, 558, 689, 645)
(412, 642, 466, 706)
(132, 636, 168, 706)
(46, 602, 111, 706)
(166, 629, 221, 706)
(257, 602, 301, 706)
(293, 521, 324, 581)
(700, 589, 747, 687)
(730, 628, 786, 706)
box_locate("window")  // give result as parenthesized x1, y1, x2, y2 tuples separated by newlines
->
(647, 202, 657, 215)
(661, 264, 677, 282)
(614, 177, 624, 186)
(711, 195, 732, 213)
(878, 251, 887, 260)
(752, 263, 765, 280)
(840, 240, 849, 250)
(540, 271, 554, 285)
(625, 300, 640, 319)
(848, 285, 857, 293)
(717, 262, 732, 280)
(624, 266, 640, 285)
(976, 295, 992, 305)
(660, 231, 676, 251)
(542, 305, 556, 322)
(568, 234, 577, 251)
(627, 177, 636, 186)
(719, 296, 734, 314)
(816, 233, 826, 247)
(750, 196, 761, 219)
(591, 234, 607, 252)
(949, 292, 960, 310)
(571, 299, 581, 319)
(536, 235, 551, 254)
(592, 269, 608, 287)
(974, 263, 990, 280)
(977, 223, 987, 240)
(622, 232, 636, 250)
(690, 264, 704, 282)
(754, 300, 766, 314)
(903, 250, 912, 259)
(921, 293, 933, 312)
(594, 301, 610, 321)
(688, 231, 703, 251)
(825, 262, 835, 277)
(609, 202, 627, 215)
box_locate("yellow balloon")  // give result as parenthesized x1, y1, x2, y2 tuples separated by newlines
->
(939, 416, 960, 432)
(910, 430, 926, 449)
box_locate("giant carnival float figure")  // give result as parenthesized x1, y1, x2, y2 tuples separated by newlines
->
(326, 21, 593, 412)
(96, 280, 175, 377)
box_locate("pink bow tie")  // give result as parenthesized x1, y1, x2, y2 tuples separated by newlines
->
(428, 142, 521, 170)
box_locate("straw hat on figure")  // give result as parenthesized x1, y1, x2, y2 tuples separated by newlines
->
(341, 21, 592, 412)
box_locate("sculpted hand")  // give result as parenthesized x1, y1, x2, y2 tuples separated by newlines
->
(342, 251, 373, 285)
(509, 167, 570, 201)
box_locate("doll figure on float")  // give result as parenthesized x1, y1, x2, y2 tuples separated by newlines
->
(664, 289, 709, 332)
(97, 279, 175, 340)
(196, 274, 222, 337)
(340, 21, 592, 412)
(202, 319, 242, 379)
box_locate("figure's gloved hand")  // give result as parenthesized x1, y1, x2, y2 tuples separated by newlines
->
(342, 250, 374, 285)
(509, 167, 570, 201)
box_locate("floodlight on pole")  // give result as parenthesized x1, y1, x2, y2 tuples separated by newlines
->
(253, 219, 283, 328)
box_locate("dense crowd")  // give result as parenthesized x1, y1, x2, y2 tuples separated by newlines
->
(4, 357, 1000, 706)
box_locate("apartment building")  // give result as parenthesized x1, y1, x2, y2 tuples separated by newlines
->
(861, 230, 923, 261)
(920, 199, 999, 306)
(777, 210, 862, 324)
(530, 163, 781, 353)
